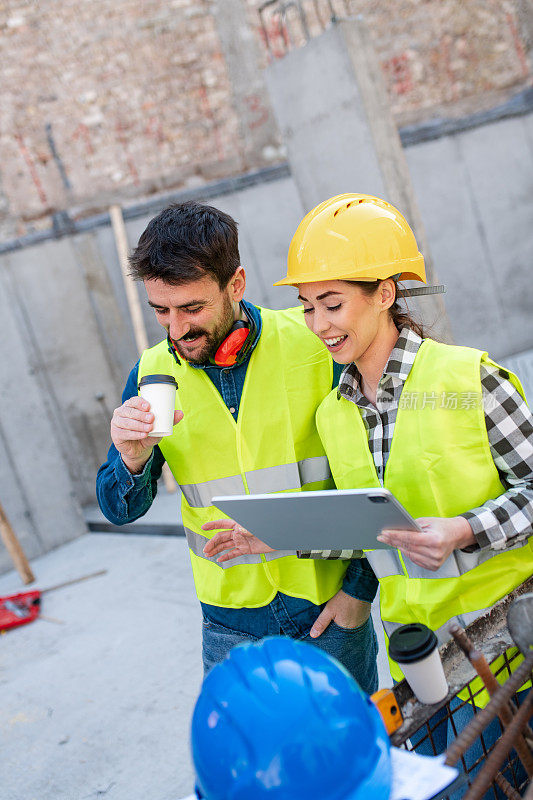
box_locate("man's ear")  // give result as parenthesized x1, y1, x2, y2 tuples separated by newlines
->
(380, 278, 396, 310)
(229, 266, 246, 302)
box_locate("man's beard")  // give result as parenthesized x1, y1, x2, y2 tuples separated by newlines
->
(174, 295, 235, 365)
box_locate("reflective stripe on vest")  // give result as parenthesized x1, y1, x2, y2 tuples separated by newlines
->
(139, 306, 347, 608)
(186, 527, 296, 568)
(298, 456, 332, 486)
(185, 527, 263, 568)
(367, 534, 531, 581)
(264, 550, 298, 561)
(181, 456, 331, 507)
(365, 549, 405, 579)
(382, 606, 493, 645)
(181, 475, 245, 508)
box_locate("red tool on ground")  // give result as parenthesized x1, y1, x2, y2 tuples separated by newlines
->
(0, 570, 107, 632)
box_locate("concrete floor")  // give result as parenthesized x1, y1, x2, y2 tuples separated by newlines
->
(0, 532, 202, 800)
(1, 524, 391, 800)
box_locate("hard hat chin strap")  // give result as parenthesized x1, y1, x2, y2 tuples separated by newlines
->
(390, 274, 447, 297)
(401, 284, 447, 297)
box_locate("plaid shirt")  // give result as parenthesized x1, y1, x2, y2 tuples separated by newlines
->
(300, 327, 533, 559)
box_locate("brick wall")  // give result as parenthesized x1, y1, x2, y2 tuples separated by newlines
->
(1, 0, 245, 235)
(250, 0, 531, 122)
(0, 0, 530, 238)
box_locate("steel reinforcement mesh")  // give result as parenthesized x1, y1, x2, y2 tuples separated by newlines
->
(395, 649, 532, 800)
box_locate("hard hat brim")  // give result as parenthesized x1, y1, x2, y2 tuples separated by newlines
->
(344, 736, 392, 800)
(273, 254, 426, 287)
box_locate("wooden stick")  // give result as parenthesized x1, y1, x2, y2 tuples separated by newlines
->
(41, 569, 108, 594)
(109, 205, 149, 354)
(161, 464, 177, 493)
(0, 502, 35, 584)
(109, 205, 176, 494)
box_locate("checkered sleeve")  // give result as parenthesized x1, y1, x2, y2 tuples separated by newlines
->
(298, 547, 362, 559)
(460, 362, 533, 550)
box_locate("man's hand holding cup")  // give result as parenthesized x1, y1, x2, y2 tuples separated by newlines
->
(111, 375, 182, 474)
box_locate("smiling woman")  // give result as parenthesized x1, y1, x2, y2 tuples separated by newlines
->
(296, 281, 401, 405)
(285, 194, 531, 633)
(288, 194, 533, 759)
(274, 194, 531, 585)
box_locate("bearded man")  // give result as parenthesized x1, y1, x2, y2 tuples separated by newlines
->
(96, 201, 379, 691)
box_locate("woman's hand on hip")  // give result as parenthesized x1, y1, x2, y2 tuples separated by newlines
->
(310, 590, 371, 638)
(202, 518, 274, 562)
(377, 516, 476, 571)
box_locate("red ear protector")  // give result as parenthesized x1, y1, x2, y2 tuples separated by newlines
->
(166, 302, 256, 368)
(211, 302, 255, 367)
(212, 320, 249, 366)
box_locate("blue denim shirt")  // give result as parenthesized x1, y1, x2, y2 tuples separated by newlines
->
(96, 301, 379, 619)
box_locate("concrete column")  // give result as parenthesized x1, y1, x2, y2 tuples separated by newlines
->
(265, 17, 453, 341)
(0, 259, 88, 574)
(210, 0, 282, 168)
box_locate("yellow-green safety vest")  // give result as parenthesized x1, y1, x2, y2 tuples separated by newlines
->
(316, 338, 532, 698)
(139, 306, 348, 608)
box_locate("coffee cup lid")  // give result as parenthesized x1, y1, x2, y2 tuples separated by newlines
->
(138, 374, 179, 389)
(388, 623, 438, 664)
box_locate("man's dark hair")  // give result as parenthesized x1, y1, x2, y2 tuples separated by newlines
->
(129, 201, 240, 288)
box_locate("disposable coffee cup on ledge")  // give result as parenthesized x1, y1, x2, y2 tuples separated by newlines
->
(138, 374, 178, 437)
(388, 623, 448, 705)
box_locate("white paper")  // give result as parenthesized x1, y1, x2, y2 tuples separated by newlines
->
(390, 748, 459, 800)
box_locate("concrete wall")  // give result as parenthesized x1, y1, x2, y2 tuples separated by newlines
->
(0, 257, 89, 575)
(266, 22, 533, 359)
(2, 0, 530, 240)
(406, 113, 533, 359)
(0, 175, 304, 574)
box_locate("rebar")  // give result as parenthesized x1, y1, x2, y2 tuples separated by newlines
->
(445, 653, 533, 768)
(493, 771, 522, 800)
(462, 691, 532, 800)
(523, 774, 533, 800)
(257, 0, 349, 55)
(449, 623, 533, 777)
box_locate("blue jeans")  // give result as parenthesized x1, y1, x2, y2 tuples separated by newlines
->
(201, 593, 379, 695)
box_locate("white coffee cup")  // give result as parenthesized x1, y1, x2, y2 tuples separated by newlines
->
(138, 374, 178, 437)
(388, 623, 448, 705)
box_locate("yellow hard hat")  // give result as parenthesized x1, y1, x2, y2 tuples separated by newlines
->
(274, 194, 427, 287)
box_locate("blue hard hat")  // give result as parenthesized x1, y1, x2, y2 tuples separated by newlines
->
(191, 637, 391, 800)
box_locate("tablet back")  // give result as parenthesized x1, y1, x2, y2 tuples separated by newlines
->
(211, 488, 420, 551)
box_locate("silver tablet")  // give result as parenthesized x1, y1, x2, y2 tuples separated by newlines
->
(211, 488, 421, 551)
